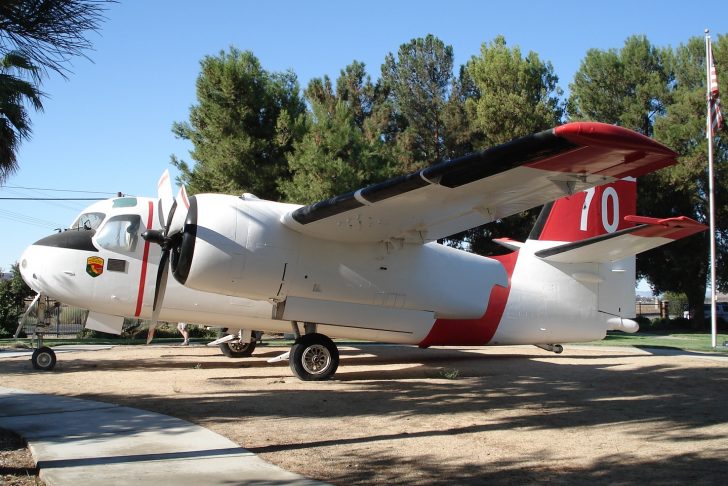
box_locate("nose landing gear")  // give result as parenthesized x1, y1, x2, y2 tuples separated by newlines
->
(31, 345, 56, 371)
(15, 293, 58, 371)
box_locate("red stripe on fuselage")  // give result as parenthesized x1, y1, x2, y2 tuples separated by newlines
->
(418, 251, 519, 347)
(134, 201, 154, 317)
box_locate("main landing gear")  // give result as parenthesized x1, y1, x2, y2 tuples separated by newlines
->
(216, 329, 261, 358)
(213, 323, 340, 380)
(287, 322, 339, 381)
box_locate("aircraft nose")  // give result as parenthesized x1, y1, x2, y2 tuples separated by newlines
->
(19, 244, 43, 293)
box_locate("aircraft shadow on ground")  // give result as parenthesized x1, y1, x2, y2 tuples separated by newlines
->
(318, 448, 727, 485)
(3, 344, 727, 484)
(24, 345, 725, 430)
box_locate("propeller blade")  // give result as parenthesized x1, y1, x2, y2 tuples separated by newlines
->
(168, 186, 189, 236)
(146, 322, 157, 345)
(146, 176, 189, 345)
(164, 199, 177, 237)
(153, 250, 170, 316)
(156, 170, 174, 228)
(147, 251, 169, 345)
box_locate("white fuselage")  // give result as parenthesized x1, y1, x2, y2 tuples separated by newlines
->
(19, 195, 633, 347)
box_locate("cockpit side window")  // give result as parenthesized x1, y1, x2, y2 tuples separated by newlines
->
(96, 215, 142, 253)
(71, 212, 105, 231)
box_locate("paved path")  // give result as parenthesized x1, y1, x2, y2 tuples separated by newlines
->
(0, 386, 325, 485)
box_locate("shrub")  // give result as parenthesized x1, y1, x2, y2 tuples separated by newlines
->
(0, 264, 34, 338)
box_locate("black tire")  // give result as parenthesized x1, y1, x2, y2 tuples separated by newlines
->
(219, 338, 257, 358)
(31, 347, 56, 371)
(289, 333, 339, 381)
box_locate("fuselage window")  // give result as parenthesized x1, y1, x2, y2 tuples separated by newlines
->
(96, 215, 142, 253)
(112, 197, 137, 208)
(71, 212, 105, 231)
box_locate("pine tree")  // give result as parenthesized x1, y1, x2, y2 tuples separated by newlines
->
(171, 48, 306, 200)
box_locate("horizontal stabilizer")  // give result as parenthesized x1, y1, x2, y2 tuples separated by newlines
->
(535, 215, 706, 263)
(493, 237, 524, 251)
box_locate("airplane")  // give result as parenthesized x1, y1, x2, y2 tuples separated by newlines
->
(18, 121, 707, 380)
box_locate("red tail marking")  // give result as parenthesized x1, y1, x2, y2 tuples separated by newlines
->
(538, 179, 636, 242)
(135, 201, 154, 317)
(418, 251, 518, 347)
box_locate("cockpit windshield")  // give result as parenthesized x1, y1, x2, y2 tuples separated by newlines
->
(71, 212, 105, 231)
(95, 215, 141, 253)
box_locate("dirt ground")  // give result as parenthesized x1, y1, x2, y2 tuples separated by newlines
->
(1, 342, 727, 485)
(0, 428, 43, 486)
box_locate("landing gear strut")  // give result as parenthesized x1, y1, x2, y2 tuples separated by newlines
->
(16, 293, 57, 371)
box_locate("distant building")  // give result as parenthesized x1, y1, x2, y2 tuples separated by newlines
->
(0, 272, 11, 282)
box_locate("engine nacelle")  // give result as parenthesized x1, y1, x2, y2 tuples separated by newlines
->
(173, 194, 301, 300)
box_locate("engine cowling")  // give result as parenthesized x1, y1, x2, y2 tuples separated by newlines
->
(172, 194, 300, 301)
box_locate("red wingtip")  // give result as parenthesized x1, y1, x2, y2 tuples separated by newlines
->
(554, 122, 674, 155)
(550, 122, 678, 178)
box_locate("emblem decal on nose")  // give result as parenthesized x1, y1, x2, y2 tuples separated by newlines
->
(86, 256, 105, 277)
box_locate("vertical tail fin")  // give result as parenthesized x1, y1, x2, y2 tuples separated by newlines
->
(529, 178, 637, 242)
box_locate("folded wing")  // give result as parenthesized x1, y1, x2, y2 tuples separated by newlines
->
(281, 122, 677, 243)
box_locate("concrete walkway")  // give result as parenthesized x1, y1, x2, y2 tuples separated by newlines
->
(0, 386, 325, 485)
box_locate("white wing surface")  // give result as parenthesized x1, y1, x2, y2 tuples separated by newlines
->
(281, 122, 677, 243)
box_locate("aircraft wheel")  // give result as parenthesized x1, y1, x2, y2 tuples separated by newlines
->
(289, 333, 339, 381)
(219, 338, 257, 358)
(31, 347, 56, 371)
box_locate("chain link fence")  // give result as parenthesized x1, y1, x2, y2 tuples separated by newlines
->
(15, 295, 89, 337)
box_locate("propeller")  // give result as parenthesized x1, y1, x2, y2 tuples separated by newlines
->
(142, 170, 189, 343)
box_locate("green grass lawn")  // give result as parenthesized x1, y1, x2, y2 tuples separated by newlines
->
(3, 332, 728, 354)
(584, 332, 728, 354)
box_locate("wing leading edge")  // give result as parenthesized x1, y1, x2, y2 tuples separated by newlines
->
(281, 122, 677, 243)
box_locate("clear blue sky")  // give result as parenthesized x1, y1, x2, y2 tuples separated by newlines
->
(1, 0, 726, 272)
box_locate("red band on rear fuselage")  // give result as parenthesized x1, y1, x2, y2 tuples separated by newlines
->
(135, 201, 154, 317)
(418, 251, 518, 347)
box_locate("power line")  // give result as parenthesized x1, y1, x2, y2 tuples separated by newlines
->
(0, 208, 61, 228)
(0, 197, 106, 200)
(0, 185, 117, 195)
(1, 186, 93, 212)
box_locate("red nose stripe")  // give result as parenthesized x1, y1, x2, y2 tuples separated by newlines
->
(135, 201, 154, 317)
